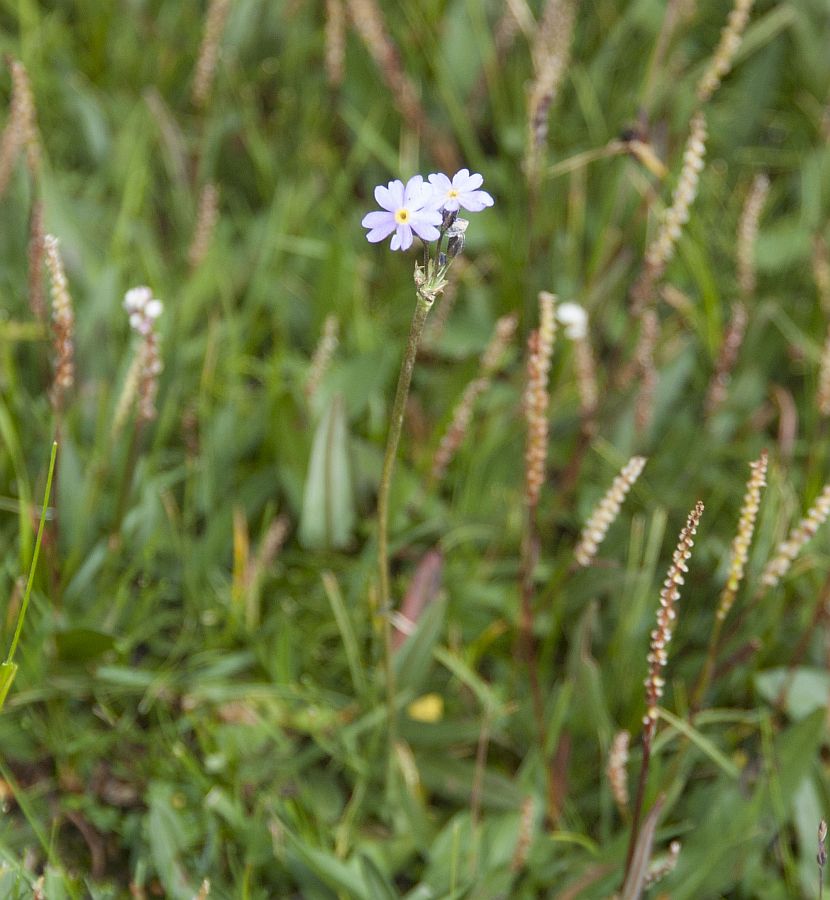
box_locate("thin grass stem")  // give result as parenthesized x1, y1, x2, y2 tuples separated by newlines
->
(6, 441, 57, 664)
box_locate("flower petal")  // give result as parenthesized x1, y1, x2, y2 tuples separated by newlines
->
(362, 211, 394, 228)
(404, 175, 430, 209)
(374, 184, 393, 211)
(451, 168, 470, 186)
(460, 171, 483, 190)
(428, 172, 451, 191)
(411, 220, 440, 242)
(366, 221, 397, 243)
(395, 224, 414, 251)
(458, 189, 494, 211)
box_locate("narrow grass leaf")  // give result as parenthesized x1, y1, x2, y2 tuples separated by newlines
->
(394, 594, 447, 695)
(359, 853, 397, 900)
(322, 571, 368, 696)
(656, 708, 740, 778)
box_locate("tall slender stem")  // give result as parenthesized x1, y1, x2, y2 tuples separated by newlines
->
(624, 722, 654, 876)
(7, 441, 58, 665)
(377, 291, 433, 755)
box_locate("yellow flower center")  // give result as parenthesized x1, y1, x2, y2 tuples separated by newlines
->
(448, 188, 459, 198)
(395, 208, 410, 224)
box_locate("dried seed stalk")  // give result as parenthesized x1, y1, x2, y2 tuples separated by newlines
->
(574, 456, 647, 567)
(628, 501, 704, 875)
(607, 730, 630, 816)
(192, 0, 231, 108)
(644, 501, 704, 732)
(696, 0, 755, 103)
(44, 235, 75, 408)
(526, 0, 577, 182)
(524, 293, 556, 509)
(188, 182, 219, 270)
(631, 112, 707, 310)
(0, 58, 40, 194)
(717, 451, 768, 622)
(325, 0, 346, 87)
(761, 484, 830, 589)
(736, 174, 769, 300)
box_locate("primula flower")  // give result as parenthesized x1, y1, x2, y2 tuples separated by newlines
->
(362, 176, 443, 251)
(427, 168, 494, 213)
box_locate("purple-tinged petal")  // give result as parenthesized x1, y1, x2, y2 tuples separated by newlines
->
(375, 179, 404, 211)
(362, 211, 394, 228)
(374, 184, 393, 211)
(396, 224, 414, 250)
(460, 172, 483, 190)
(404, 175, 429, 208)
(366, 221, 397, 243)
(414, 205, 443, 226)
(428, 172, 452, 191)
(411, 220, 440, 242)
(452, 168, 470, 186)
(459, 189, 494, 211)
(388, 179, 405, 207)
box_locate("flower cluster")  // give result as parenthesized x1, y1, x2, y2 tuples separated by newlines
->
(124, 286, 163, 336)
(362, 169, 493, 252)
(123, 286, 164, 425)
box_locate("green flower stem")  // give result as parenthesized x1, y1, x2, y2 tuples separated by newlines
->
(377, 289, 433, 753)
(6, 441, 58, 665)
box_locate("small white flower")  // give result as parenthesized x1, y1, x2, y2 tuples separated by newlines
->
(145, 299, 163, 319)
(556, 302, 588, 340)
(124, 286, 153, 315)
(124, 286, 163, 335)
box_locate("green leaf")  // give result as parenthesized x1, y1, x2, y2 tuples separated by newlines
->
(283, 826, 367, 897)
(394, 594, 447, 696)
(755, 668, 830, 720)
(299, 393, 356, 550)
(145, 783, 196, 900)
(771, 708, 826, 802)
(418, 756, 522, 812)
(359, 853, 398, 900)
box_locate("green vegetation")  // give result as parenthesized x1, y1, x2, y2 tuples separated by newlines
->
(0, 0, 829, 896)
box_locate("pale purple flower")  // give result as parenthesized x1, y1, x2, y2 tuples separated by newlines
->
(362, 176, 443, 251)
(427, 169, 494, 213)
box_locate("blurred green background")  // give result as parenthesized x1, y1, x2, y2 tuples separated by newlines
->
(0, 0, 828, 896)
